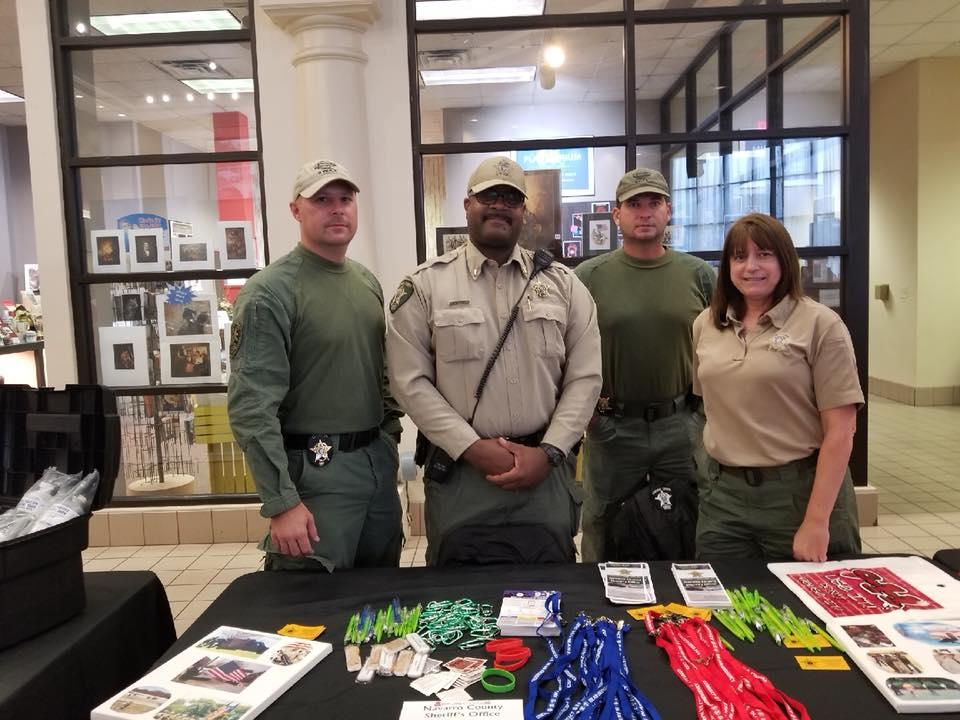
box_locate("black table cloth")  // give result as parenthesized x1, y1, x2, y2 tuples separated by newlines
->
(0, 571, 175, 719)
(165, 560, 953, 719)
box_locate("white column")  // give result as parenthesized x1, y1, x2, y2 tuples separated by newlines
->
(260, 0, 381, 271)
(17, 0, 78, 386)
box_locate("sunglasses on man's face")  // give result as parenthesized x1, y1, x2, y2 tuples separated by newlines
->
(472, 187, 525, 208)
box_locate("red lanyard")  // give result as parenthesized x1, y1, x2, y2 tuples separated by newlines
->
(646, 615, 811, 720)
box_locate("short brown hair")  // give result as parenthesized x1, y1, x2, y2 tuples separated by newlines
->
(710, 213, 803, 329)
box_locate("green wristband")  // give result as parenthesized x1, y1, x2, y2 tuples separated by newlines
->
(481, 667, 516, 694)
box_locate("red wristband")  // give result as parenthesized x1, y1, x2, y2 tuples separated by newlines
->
(486, 638, 523, 652)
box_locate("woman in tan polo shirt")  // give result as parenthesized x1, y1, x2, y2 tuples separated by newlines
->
(692, 213, 863, 562)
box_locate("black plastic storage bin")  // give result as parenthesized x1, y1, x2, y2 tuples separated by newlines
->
(0, 384, 119, 649)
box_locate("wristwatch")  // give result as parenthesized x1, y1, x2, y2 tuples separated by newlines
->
(539, 443, 566, 467)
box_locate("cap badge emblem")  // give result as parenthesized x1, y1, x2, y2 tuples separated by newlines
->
(495, 158, 513, 177)
(313, 160, 338, 176)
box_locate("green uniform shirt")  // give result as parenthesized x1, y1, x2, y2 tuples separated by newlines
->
(228, 244, 402, 517)
(575, 247, 714, 406)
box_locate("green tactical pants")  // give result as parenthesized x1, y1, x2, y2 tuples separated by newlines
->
(263, 431, 402, 571)
(695, 456, 861, 561)
(423, 457, 582, 565)
(580, 408, 704, 563)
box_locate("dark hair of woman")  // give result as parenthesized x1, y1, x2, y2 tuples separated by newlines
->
(710, 212, 803, 329)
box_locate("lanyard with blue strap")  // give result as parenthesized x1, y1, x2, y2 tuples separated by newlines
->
(525, 612, 661, 720)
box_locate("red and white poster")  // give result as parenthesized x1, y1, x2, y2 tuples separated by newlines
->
(786, 566, 943, 618)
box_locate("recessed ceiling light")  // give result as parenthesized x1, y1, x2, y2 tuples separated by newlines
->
(543, 45, 565, 69)
(420, 66, 537, 86)
(75, 22, 86, 34)
(117, 113, 126, 117)
(161, 93, 171, 102)
(182, 78, 254, 94)
(0, 89, 24, 103)
(186, 93, 194, 102)
(416, 0, 544, 21)
(209, 61, 217, 71)
(469, 117, 478, 122)
(206, 92, 215, 100)
(231, 91, 239, 100)
(97, 104, 104, 109)
(89, 10, 240, 35)
(145, 95, 155, 103)
(75, 93, 84, 99)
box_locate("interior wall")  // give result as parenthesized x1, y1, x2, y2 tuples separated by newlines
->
(915, 57, 960, 389)
(0, 126, 36, 304)
(869, 62, 919, 389)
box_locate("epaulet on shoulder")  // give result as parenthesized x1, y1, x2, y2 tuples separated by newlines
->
(411, 248, 460, 275)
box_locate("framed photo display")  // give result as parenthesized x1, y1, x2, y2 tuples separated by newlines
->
(217, 221, 257, 269)
(172, 235, 215, 271)
(156, 292, 218, 342)
(128, 229, 166, 272)
(583, 212, 616, 256)
(98, 325, 150, 386)
(562, 240, 582, 259)
(90, 230, 127, 274)
(160, 339, 220, 385)
(435, 226, 469, 256)
(113, 288, 146, 324)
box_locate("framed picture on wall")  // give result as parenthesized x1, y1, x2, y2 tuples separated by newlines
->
(216, 221, 257, 270)
(591, 201, 611, 213)
(98, 325, 150, 386)
(113, 288, 146, 324)
(128, 229, 166, 272)
(562, 240, 582, 259)
(156, 292, 218, 342)
(90, 230, 127, 274)
(435, 226, 469, 256)
(519, 168, 562, 256)
(171, 235, 215, 271)
(160, 339, 220, 385)
(583, 212, 616, 256)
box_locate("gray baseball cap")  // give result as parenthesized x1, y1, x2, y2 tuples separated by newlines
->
(467, 156, 527, 197)
(616, 168, 670, 203)
(293, 158, 359, 200)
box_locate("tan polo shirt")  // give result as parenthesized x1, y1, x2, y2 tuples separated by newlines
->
(386, 241, 602, 460)
(692, 296, 864, 467)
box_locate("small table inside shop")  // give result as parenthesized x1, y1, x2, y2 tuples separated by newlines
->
(163, 560, 952, 720)
(0, 570, 176, 719)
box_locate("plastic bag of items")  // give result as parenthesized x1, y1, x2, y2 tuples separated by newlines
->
(0, 467, 100, 541)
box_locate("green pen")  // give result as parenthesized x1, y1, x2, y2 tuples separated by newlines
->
(344, 614, 357, 644)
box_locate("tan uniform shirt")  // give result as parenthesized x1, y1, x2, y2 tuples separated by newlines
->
(386, 242, 602, 460)
(692, 296, 864, 467)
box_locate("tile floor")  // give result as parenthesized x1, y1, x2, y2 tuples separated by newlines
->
(81, 395, 960, 637)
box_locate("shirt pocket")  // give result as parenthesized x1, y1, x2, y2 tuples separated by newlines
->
(433, 307, 486, 362)
(521, 301, 565, 358)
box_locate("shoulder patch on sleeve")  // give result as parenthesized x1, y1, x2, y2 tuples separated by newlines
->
(229, 318, 244, 358)
(389, 278, 415, 313)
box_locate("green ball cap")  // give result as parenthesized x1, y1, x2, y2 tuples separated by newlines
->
(616, 167, 670, 203)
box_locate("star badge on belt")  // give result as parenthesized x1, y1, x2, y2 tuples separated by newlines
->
(308, 435, 333, 467)
(531, 279, 549, 298)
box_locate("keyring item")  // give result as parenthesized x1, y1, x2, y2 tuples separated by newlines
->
(481, 667, 516, 694)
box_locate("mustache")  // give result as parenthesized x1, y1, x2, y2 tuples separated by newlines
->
(483, 211, 513, 225)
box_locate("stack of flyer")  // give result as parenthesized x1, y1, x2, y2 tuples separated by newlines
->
(91, 626, 332, 720)
(671, 563, 732, 609)
(496, 590, 561, 636)
(770, 556, 960, 714)
(599, 562, 656, 605)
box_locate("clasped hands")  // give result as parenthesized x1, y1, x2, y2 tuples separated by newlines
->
(462, 437, 551, 492)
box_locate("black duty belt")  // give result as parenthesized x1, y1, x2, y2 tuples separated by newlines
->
(284, 427, 379, 458)
(597, 392, 688, 422)
(507, 429, 546, 447)
(718, 451, 820, 487)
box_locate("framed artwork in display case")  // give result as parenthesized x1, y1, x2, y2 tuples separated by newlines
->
(519, 168, 562, 256)
(171, 235, 215, 271)
(128, 229, 166, 272)
(98, 325, 150, 386)
(435, 226, 469, 256)
(562, 240, 581, 259)
(216, 221, 257, 270)
(90, 230, 127, 274)
(583, 212, 616, 256)
(160, 339, 220, 385)
(156, 292, 218, 342)
(112, 288, 146, 324)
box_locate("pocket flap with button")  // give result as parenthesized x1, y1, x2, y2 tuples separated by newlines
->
(433, 307, 485, 361)
(521, 303, 565, 324)
(521, 302, 565, 357)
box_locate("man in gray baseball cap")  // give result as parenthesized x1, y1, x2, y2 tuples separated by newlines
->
(575, 167, 715, 562)
(229, 157, 404, 572)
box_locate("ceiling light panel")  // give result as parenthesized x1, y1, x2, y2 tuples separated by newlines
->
(0, 89, 24, 103)
(416, 0, 544, 21)
(89, 10, 241, 36)
(181, 78, 254, 94)
(421, 66, 537, 86)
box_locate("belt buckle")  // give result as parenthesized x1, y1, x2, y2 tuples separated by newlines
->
(644, 406, 658, 422)
(307, 433, 334, 466)
(744, 468, 763, 487)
